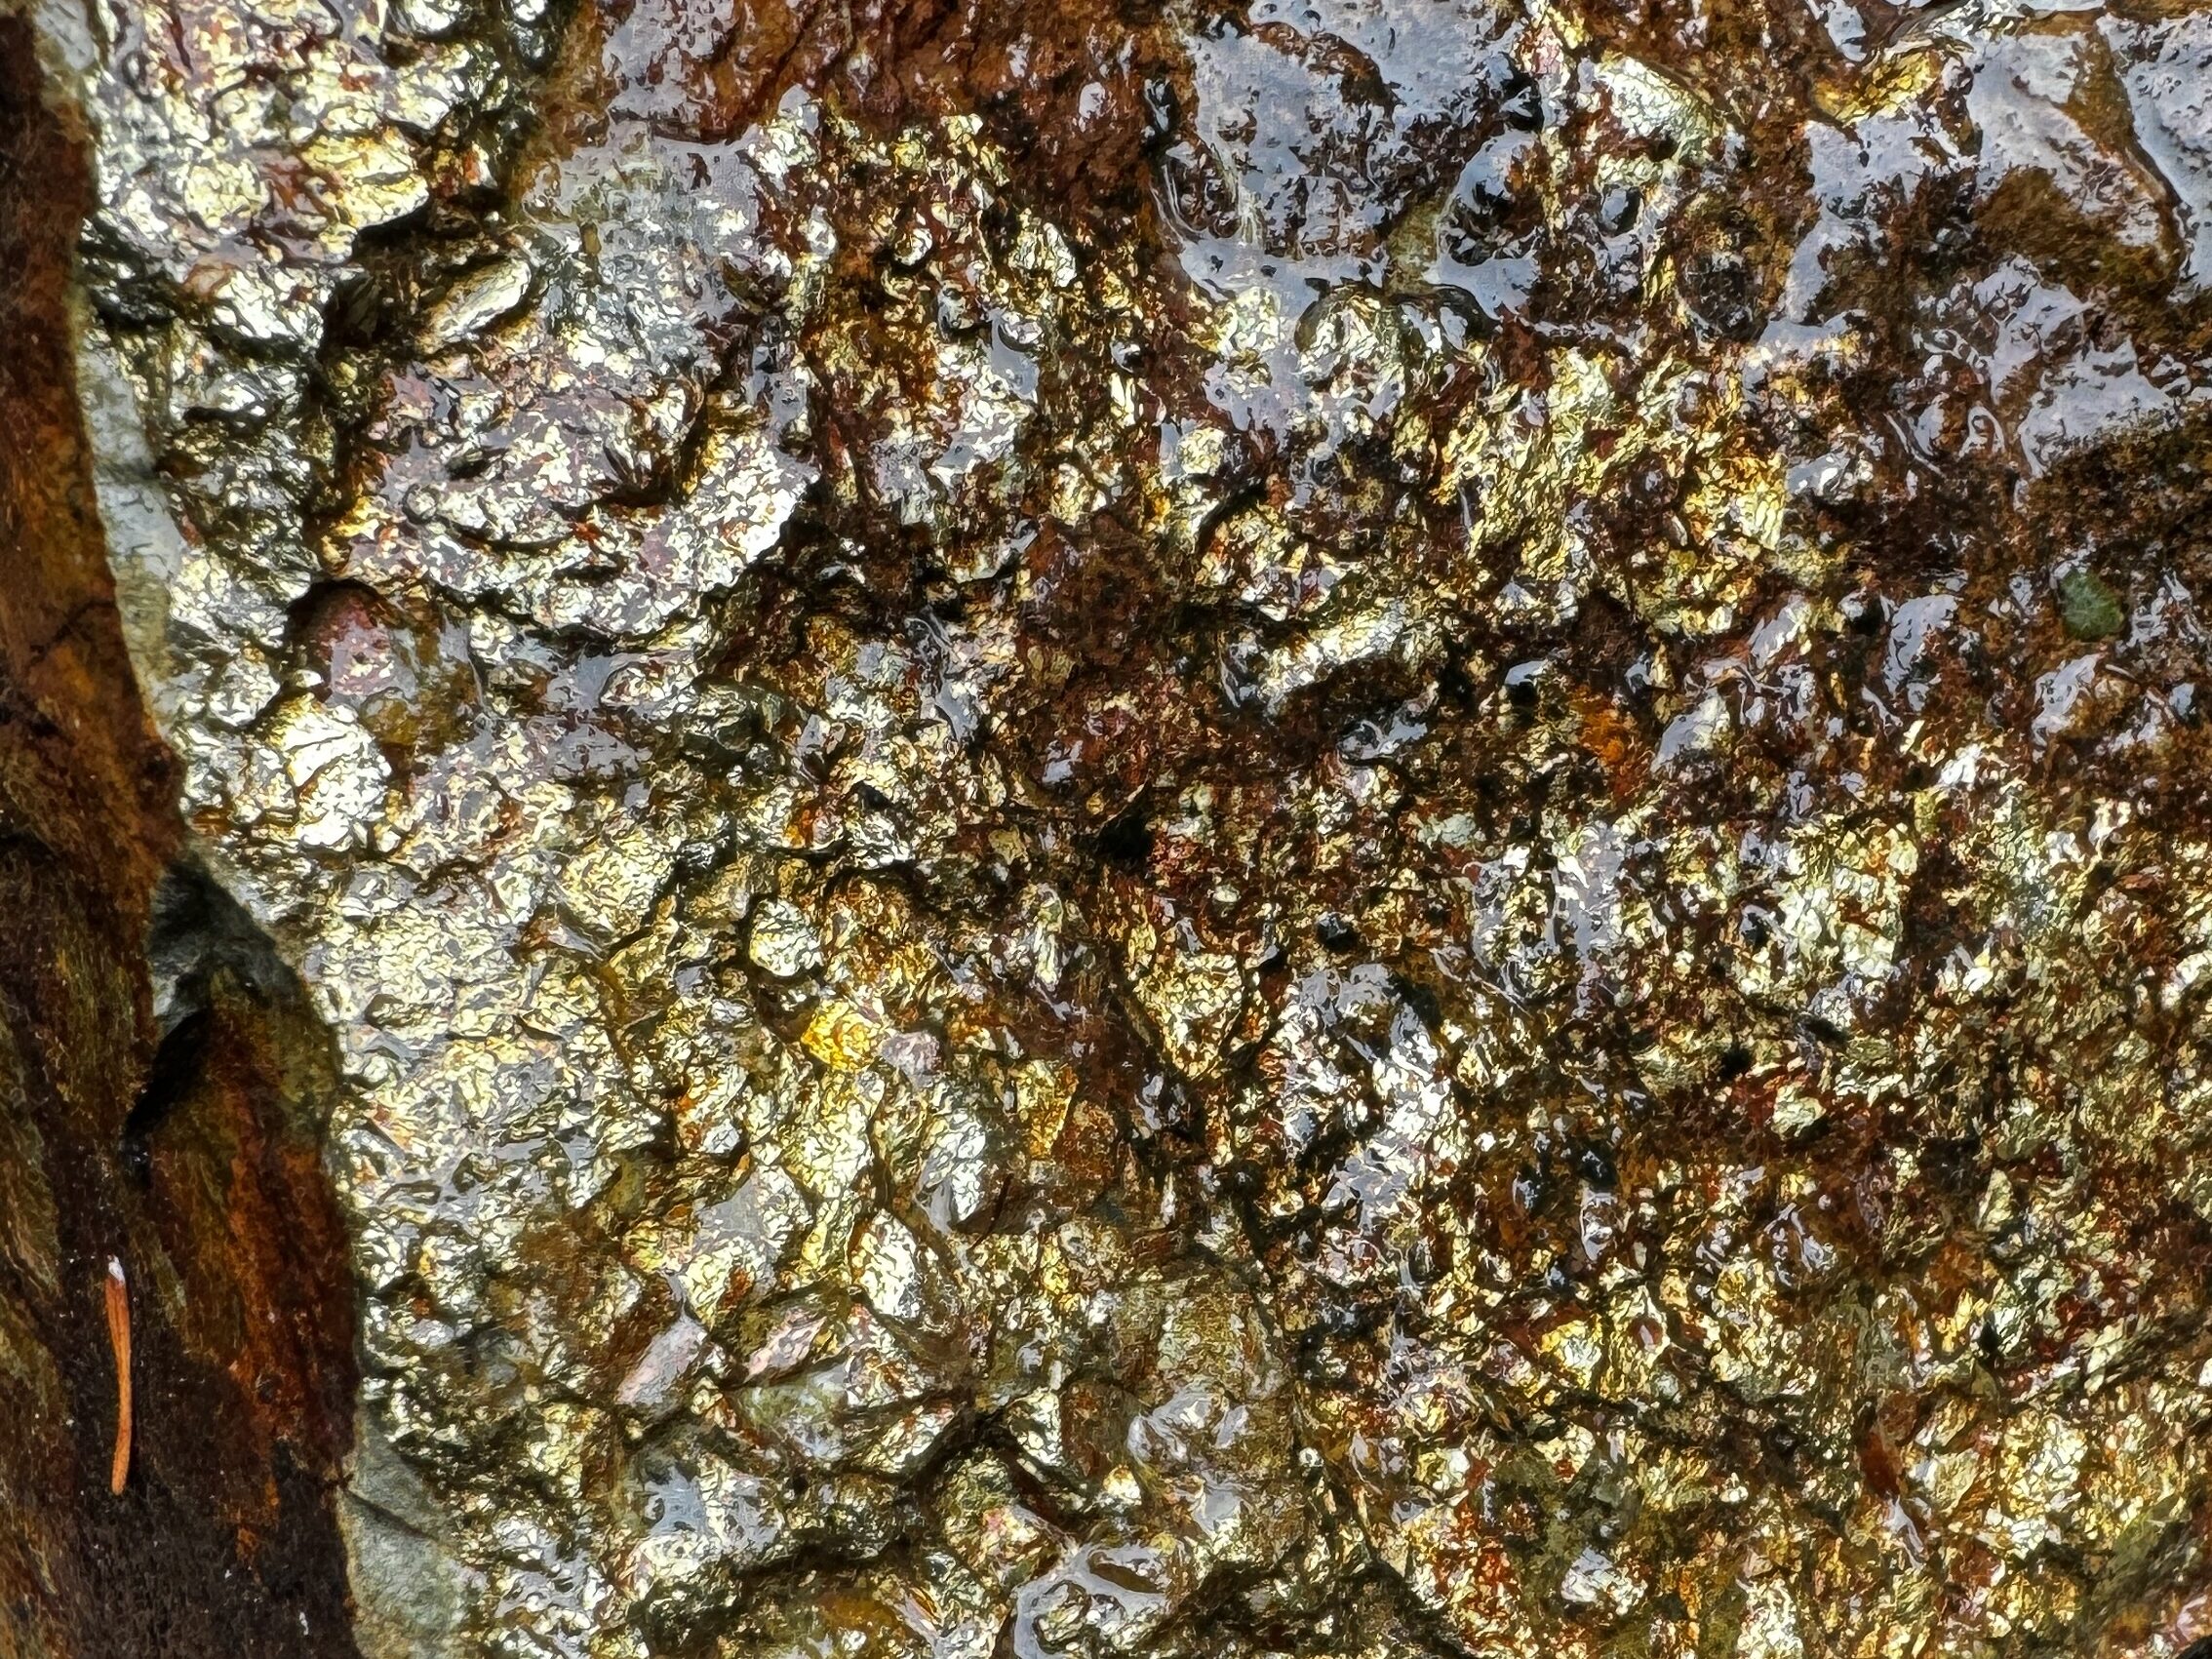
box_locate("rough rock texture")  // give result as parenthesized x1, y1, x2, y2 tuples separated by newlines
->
(25, 0, 2212, 1652)
(0, 18, 359, 1655)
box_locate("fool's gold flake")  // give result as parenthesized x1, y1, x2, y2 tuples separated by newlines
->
(31, 0, 2212, 1651)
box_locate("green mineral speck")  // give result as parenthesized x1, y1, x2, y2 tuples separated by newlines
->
(2057, 567, 2125, 640)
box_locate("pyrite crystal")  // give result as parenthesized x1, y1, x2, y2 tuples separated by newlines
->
(11, 0, 2212, 1650)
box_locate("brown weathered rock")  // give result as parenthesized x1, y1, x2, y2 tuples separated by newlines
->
(15, 0, 2212, 1652)
(0, 23, 359, 1655)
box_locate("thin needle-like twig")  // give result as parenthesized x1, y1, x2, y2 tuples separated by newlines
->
(104, 1257, 130, 1496)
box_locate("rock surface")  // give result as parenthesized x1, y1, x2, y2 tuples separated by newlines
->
(20, 0, 2212, 1652)
(0, 17, 359, 1654)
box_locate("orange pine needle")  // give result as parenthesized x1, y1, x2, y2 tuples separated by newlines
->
(103, 1256, 130, 1496)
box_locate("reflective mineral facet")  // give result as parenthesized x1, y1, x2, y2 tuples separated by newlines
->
(33, 0, 2212, 1650)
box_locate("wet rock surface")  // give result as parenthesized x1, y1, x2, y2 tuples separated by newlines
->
(25, 0, 2212, 1651)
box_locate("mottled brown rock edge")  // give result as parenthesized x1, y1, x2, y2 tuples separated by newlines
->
(0, 20, 362, 1655)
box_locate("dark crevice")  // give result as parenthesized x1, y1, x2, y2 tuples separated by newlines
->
(120, 1006, 210, 1183)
